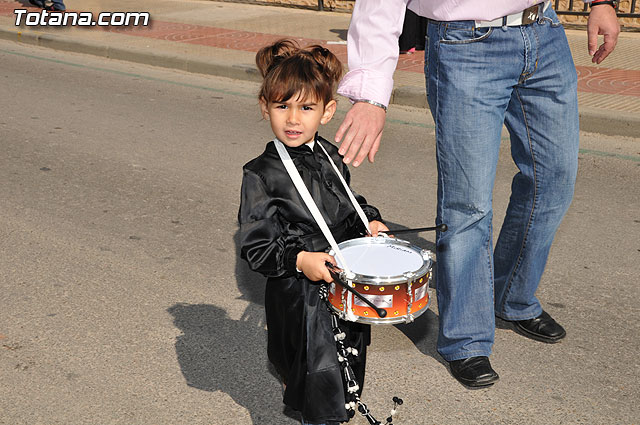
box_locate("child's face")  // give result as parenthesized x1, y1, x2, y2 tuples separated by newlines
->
(260, 93, 336, 147)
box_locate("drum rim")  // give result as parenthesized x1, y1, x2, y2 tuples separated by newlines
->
(328, 236, 432, 285)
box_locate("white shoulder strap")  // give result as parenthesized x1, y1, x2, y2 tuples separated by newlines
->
(316, 140, 372, 235)
(273, 139, 351, 275)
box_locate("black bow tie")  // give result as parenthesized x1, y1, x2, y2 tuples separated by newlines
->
(300, 153, 322, 171)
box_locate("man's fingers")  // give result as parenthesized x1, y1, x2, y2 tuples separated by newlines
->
(587, 21, 598, 56)
(341, 126, 362, 164)
(587, 6, 620, 63)
(588, 34, 598, 57)
(352, 134, 373, 167)
(367, 132, 383, 164)
(335, 102, 387, 165)
(344, 125, 366, 165)
(593, 47, 607, 64)
(335, 114, 353, 148)
(601, 32, 618, 57)
(593, 39, 615, 64)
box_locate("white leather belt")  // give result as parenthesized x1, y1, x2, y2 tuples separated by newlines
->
(475, 1, 551, 28)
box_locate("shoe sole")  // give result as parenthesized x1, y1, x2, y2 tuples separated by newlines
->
(513, 323, 566, 343)
(454, 374, 499, 388)
(450, 369, 499, 388)
(461, 379, 498, 388)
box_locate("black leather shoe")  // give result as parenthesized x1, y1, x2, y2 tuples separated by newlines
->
(448, 356, 499, 388)
(513, 310, 566, 343)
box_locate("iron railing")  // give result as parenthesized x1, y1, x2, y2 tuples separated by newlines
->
(315, 0, 639, 18)
(553, 0, 638, 17)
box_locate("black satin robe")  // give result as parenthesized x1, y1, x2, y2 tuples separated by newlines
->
(238, 136, 382, 423)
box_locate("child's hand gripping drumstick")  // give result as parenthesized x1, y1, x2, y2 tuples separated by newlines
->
(297, 220, 388, 282)
(296, 251, 336, 283)
(368, 220, 388, 237)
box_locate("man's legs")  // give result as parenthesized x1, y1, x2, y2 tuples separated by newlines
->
(426, 8, 578, 386)
(426, 21, 523, 362)
(494, 10, 579, 323)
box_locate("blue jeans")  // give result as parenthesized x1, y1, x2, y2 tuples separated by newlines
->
(425, 7, 578, 361)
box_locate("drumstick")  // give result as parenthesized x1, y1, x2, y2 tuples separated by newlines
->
(325, 262, 387, 318)
(385, 223, 448, 235)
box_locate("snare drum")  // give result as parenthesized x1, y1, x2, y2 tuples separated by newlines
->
(327, 236, 432, 325)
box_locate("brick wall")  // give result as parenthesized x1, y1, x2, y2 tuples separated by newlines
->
(554, 0, 639, 28)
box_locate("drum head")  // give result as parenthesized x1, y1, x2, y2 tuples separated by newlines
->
(333, 237, 428, 279)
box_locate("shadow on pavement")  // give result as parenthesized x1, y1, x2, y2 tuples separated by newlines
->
(168, 302, 299, 424)
(329, 28, 347, 41)
(165, 231, 299, 424)
(394, 310, 445, 367)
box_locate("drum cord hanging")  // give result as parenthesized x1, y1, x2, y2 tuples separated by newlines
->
(319, 285, 403, 425)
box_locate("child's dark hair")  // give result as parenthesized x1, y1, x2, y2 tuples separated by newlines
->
(256, 39, 343, 106)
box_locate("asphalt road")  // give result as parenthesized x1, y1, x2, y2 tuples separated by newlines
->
(0, 39, 639, 425)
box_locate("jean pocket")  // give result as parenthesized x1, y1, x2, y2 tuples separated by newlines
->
(440, 25, 493, 44)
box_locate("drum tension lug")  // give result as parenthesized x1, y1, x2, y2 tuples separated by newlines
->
(403, 272, 416, 280)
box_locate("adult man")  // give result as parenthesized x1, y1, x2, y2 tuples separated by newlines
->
(336, 0, 619, 387)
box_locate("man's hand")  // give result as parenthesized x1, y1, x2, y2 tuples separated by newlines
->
(335, 102, 387, 167)
(296, 251, 336, 283)
(587, 4, 620, 64)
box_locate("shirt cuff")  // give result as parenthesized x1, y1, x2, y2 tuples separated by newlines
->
(337, 68, 394, 108)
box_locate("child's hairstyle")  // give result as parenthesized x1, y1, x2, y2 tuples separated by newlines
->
(256, 39, 343, 107)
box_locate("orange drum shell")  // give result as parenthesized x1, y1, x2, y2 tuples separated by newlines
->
(328, 272, 431, 324)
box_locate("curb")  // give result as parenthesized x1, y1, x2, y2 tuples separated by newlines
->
(0, 26, 264, 83)
(2, 26, 638, 138)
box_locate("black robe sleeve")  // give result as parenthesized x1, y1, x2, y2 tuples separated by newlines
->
(238, 169, 307, 278)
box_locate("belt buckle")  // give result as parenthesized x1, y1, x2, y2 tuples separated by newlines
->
(521, 4, 540, 25)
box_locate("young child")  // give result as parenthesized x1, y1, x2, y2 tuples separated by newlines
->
(238, 39, 388, 424)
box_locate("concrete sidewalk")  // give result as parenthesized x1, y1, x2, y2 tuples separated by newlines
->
(0, 0, 638, 137)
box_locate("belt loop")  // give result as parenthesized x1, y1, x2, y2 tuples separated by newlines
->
(537, 2, 543, 23)
(502, 16, 507, 29)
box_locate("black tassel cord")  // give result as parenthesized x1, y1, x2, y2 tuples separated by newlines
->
(319, 284, 404, 425)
